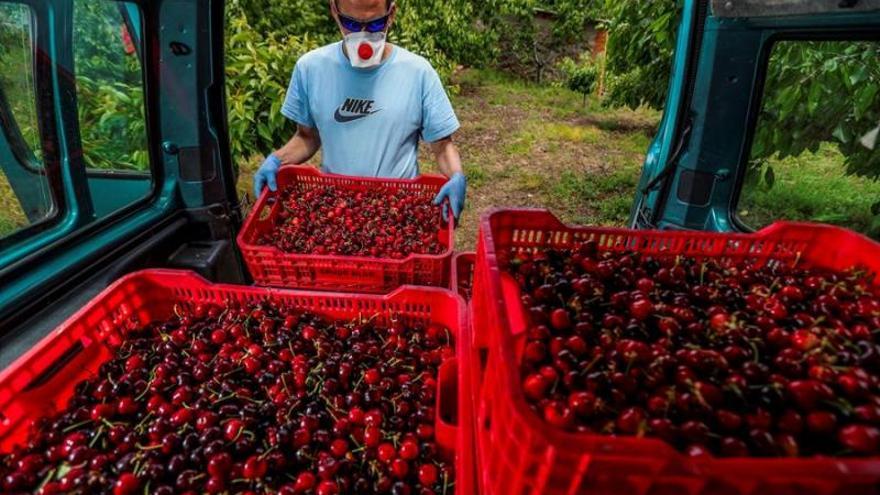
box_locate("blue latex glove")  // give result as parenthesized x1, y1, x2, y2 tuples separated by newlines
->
(253, 154, 282, 198)
(433, 172, 467, 222)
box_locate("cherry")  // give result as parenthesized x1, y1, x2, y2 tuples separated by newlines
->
(378, 443, 397, 464)
(568, 391, 596, 417)
(91, 403, 115, 421)
(629, 299, 653, 321)
(418, 463, 438, 486)
(363, 368, 382, 386)
(523, 374, 550, 401)
(206, 453, 231, 479)
(792, 329, 820, 351)
(720, 437, 749, 457)
(636, 277, 655, 293)
(224, 419, 245, 441)
(113, 473, 139, 495)
(116, 397, 138, 416)
(524, 341, 547, 363)
(316, 480, 339, 495)
(838, 425, 880, 454)
(391, 458, 410, 479)
(399, 439, 419, 460)
(364, 425, 382, 448)
(616, 407, 645, 434)
(294, 472, 316, 492)
(543, 401, 575, 429)
(550, 308, 571, 330)
(709, 312, 730, 331)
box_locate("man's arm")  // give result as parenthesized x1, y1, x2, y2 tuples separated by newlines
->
(274, 124, 322, 165)
(430, 136, 463, 178)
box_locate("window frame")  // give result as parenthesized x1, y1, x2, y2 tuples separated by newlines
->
(730, 28, 880, 233)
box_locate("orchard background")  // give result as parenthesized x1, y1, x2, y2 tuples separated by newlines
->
(226, 0, 880, 246)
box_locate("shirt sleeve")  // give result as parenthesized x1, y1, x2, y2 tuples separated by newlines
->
(281, 62, 315, 128)
(420, 68, 460, 143)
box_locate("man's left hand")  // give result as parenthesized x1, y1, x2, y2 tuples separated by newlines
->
(433, 172, 467, 222)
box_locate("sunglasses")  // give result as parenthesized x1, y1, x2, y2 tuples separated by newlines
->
(335, 1, 392, 33)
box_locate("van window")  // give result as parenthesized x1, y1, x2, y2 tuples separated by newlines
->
(737, 40, 880, 239)
(74, 0, 153, 217)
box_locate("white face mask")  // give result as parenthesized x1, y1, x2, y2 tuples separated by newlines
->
(344, 31, 386, 69)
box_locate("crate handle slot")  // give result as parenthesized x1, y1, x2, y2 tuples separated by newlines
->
(435, 358, 459, 459)
(24, 342, 85, 392)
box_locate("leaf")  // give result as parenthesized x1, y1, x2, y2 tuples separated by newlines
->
(777, 86, 800, 116)
(807, 83, 822, 115)
(832, 125, 850, 144)
(849, 65, 869, 86)
(55, 463, 72, 480)
(764, 166, 776, 189)
(823, 58, 839, 72)
(854, 84, 879, 120)
(872, 201, 880, 216)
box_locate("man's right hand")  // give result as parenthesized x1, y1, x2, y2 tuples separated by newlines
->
(253, 154, 282, 198)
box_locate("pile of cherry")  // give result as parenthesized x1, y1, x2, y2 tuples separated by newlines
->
(508, 243, 880, 457)
(0, 302, 456, 494)
(258, 185, 445, 258)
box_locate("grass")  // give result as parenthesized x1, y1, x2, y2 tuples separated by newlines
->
(739, 144, 880, 238)
(0, 173, 27, 237)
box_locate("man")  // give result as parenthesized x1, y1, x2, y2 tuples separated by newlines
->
(253, 0, 467, 221)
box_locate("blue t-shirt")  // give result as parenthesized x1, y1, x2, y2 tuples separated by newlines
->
(281, 42, 460, 179)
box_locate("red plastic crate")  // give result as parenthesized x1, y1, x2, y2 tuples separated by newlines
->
(472, 208, 880, 495)
(237, 166, 454, 293)
(451, 252, 475, 300)
(0, 270, 475, 494)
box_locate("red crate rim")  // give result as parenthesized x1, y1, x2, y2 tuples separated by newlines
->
(237, 165, 455, 264)
(477, 208, 880, 476)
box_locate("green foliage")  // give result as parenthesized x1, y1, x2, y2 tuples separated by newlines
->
(540, 0, 601, 40)
(225, 0, 319, 162)
(76, 77, 148, 171)
(752, 41, 880, 180)
(235, 0, 336, 43)
(601, 0, 680, 109)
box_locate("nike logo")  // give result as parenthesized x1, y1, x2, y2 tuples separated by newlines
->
(334, 108, 379, 122)
(334, 97, 380, 123)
